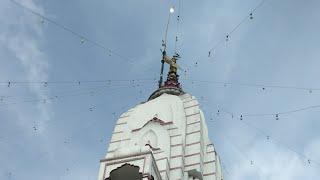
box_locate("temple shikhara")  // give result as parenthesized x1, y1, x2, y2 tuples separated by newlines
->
(97, 49, 224, 180)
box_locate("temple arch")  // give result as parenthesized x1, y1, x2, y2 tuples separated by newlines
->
(141, 130, 158, 148)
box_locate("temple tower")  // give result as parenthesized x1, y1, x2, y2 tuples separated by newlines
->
(97, 52, 224, 180)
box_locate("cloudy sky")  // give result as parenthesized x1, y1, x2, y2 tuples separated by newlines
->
(1, 0, 320, 179)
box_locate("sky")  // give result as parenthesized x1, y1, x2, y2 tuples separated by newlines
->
(0, 0, 320, 179)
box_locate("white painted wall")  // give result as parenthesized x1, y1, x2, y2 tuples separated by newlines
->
(98, 93, 223, 180)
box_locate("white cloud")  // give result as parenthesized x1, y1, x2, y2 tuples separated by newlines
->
(0, 0, 52, 128)
(228, 138, 320, 180)
(0, 0, 56, 166)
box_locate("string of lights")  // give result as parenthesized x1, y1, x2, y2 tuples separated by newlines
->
(207, 0, 269, 57)
(10, 0, 134, 63)
(56, 102, 135, 176)
(240, 119, 320, 167)
(213, 110, 320, 167)
(0, 83, 144, 110)
(224, 135, 257, 167)
(184, 79, 320, 92)
(199, 98, 320, 120)
(0, 84, 127, 100)
(215, 104, 320, 119)
(0, 87, 140, 143)
(174, 0, 183, 54)
(2, 77, 318, 93)
(0, 78, 157, 87)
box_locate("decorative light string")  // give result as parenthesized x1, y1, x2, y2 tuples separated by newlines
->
(211, 108, 320, 167)
(10, 0, 134, 63)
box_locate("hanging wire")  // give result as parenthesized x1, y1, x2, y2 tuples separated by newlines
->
(188, 0, 270, 64)
(0, 78, 156, 87)
(174, 0, 183, 54)
(213, 104, 320, 119)
(0, 85, 143, 143)
(184, 79, 320, 92)
(239, 118, 320, 167)
(0, 83, 147, 110)
(214, 109, 320, 168)
(242, 104, 320, 117)
(10, 0, 134, 63)
(224, 135, 256, 167)
(207, 0, 269, 53)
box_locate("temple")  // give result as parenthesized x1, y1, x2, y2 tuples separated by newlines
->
(97, 52, 224, 180)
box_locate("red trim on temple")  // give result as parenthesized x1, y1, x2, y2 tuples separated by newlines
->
(132, 117, 173, 132)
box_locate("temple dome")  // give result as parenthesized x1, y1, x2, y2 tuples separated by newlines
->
(127, 93, 186, 131)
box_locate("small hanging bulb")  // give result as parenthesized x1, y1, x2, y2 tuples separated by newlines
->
(40, 17, 45, 24)
(250, 13, 253, 20)
(275, 114, 279, 120)
(226, 35, 229, 42)
(170, 7, 175, 14)
(308, 159, 311, 164)
(262, 87, 266, 90)
(0, 96, 4, 102)
(240, 114, 243, 120)
(7, 81, 10, 88)
(217, 109, 220, 116)
(80, 37, 85, 44)
(43, 82, 48, 87)
(208, 51, 211, 57)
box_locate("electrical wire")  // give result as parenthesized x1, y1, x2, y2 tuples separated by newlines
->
(0, 83, 146, 110)
(214, 110, 320, 167)
(208, 0, 269, 53)
(0, 85, 143, 143)
(184, 79, 320, 92)
(215, 104, 320, 118)
(10, 0, 134, 63)
(174, 0, 183, 54)
(0, 78, 156, 86)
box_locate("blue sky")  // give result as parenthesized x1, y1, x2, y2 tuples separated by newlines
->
(1, 0, 320, 179)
